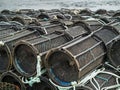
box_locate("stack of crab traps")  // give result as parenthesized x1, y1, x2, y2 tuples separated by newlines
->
(0, 8, 120, 90)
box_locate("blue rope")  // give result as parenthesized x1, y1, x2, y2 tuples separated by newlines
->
(96, 76, 109, 82)
(43, 18, 49, 21)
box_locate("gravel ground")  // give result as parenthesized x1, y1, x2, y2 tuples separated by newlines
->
(0, 0, 120, 11)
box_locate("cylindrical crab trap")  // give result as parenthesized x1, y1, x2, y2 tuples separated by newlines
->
(27, 19, 68, 34)
(107, 22, 120, 68)
(95, 9, 108, 15)
(79, 9, 93, 16)
(112, 11, 120, 17)
(37, 11, 65, 20)
(13, 21, 91, 78)
(84, 69, 120, 90)
(0, 22, 24, 38)
(0, 29, 43, 73)
(0, 82, 20, 90)
(84, 19, 106, 31)
(0, 21, 23, 29)
(45, 23, 119, 86)
(69, 68, 120, 90)
(45, 35, 106, 86)
(0, 15, 9, 22)
(17, 9, 36, 15)
(40, 22, 66, 34)
(0, 28, 20, 39)
(0, 71, 26, 90)
(108, 37, 120, 68)
(94, 22, 120, 68)
(11, 15, 37, 25)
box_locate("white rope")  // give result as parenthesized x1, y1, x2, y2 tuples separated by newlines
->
(105, 62, 120, 72)
(52, 15, 58, 20)
(99, 70, 120, 90)
(0, 41, 4, 46)
(86, 69, 120, 90)
(71, 81, 77, 86)
(21, 55, 42, 86)
(25, 15, 33, 22)
(89, 78, 101, 90)
(101, 84, 120, 90)
(116, 78, 119, 84)
(68, 14, 72, 21)
(23, 77, 40, 87)
(64, 14, 72, 21)
(111, 22, 120, 26)
(100, 71, 120, 79)
(9, 32, 15, 36)
(73, 10, 80, 15)
(64, 25, 68, 30)
(116, 87, 120, 90)
(90, 78, 98, 90)
(73, 86, 75, 90)
(93, 78, 100, 90)
(79, 68, 105, 85)
(42, 27, 48, 34)
(36, 55, 41, 76)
